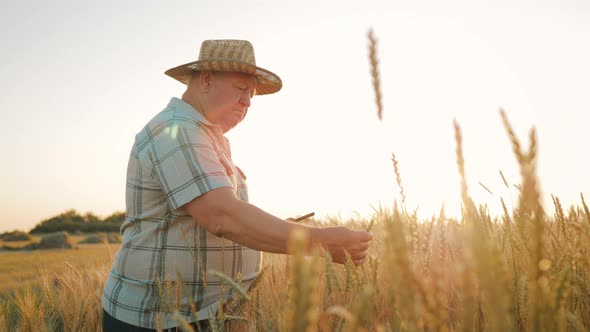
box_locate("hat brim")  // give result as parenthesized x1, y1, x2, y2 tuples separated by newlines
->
(165, 60, 282, 95)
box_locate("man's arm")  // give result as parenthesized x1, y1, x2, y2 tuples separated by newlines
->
(183, 187, 372, 265)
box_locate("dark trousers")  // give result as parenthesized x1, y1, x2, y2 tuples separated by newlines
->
(102, 309, 210, 332)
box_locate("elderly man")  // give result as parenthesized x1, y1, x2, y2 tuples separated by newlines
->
(102, 39, 373, 331)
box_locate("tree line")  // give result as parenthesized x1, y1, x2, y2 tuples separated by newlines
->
(29, 209, 125, 234)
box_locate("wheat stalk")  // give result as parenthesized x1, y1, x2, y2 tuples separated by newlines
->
(285, 229, 321, 332)
(453, 119, 477, 221)
(368, 29, 383, 121)
(499, 108, 526, 167)
(391, 153, 406, 206)
(581, 192, 590, 224)
(479, 181, 493, 195)
(499, 170, 510, 189)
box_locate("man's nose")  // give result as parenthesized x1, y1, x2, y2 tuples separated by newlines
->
(240, 94, 251, 108)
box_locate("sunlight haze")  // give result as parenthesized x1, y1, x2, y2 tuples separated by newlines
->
(1, 0, 588, 232)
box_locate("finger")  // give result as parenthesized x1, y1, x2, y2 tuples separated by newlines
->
(353, 256, 369, 266)
(347, 241, 370, 252)
(355, 230, 374, 241)
(356, 242, 370, 251)
(350, 249, 369, 261)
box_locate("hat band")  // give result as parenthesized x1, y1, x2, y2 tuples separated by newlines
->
(189, 60, 258, 75)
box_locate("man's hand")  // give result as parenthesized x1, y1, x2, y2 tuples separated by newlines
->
(319, 227, 373, 266)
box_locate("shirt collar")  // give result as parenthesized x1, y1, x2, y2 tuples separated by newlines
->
(168, 97, 217, 128)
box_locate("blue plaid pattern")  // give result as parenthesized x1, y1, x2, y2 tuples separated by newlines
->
(102, 98, 260, 329)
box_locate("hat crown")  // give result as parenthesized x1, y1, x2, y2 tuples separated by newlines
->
(198, 39, 256, 66)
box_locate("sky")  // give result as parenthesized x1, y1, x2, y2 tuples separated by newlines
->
(0, 0, 589, 232)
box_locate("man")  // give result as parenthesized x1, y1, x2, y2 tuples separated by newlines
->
(102, 39, 373, 331)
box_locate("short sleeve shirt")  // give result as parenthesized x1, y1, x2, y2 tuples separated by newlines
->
(102, 97, 261, 329)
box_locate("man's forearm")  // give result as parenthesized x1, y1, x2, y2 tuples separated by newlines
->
(185, 187, 323, 253)
(216, 199, 318, 253)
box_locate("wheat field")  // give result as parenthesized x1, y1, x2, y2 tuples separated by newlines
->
(2, 149, 590, 331)
(2, 31, 589, 331)
(1, 186, 589, 331)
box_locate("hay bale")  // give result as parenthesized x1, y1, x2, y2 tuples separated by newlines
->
(38, 232, 75, 249)
(0, 230, 32, 242)
(78, 234, 103, 244)
(78, 233, 121, 244)
(107, 233, 121, 243)
(22, 242, 39, 250)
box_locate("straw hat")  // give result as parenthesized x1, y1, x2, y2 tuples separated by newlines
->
(165, 39, 282, 95)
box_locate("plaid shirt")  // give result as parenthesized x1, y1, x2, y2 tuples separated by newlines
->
(102, 97, 261, 329)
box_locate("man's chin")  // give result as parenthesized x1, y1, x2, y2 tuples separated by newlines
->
(220, 121, 240, 133)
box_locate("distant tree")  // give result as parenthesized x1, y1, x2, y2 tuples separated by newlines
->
(29, 209, 126, 234)
(101, 211, 126, 233)
(103, 211, 126, 224)
(83, 212, 101, 223)
(30, 209, 80, 233)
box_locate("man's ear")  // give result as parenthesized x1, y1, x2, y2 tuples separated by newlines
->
(199, 71, 213, 93)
